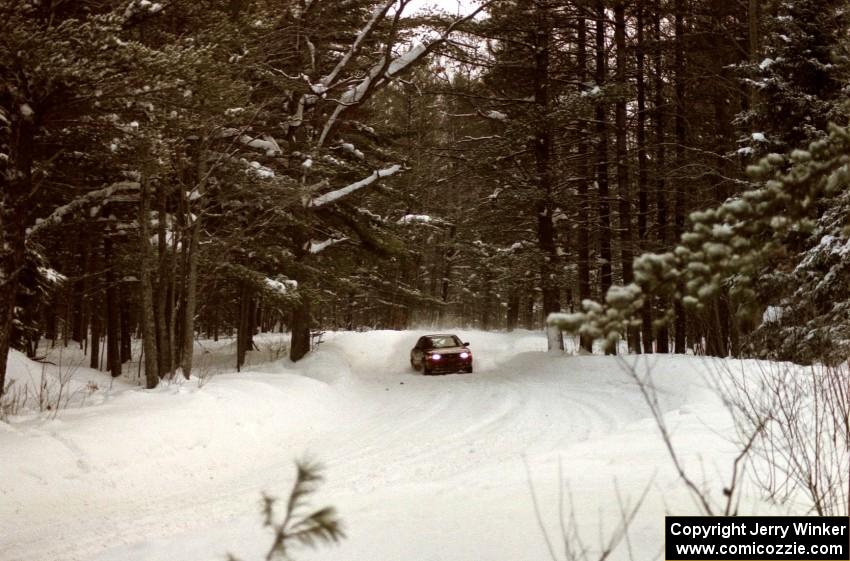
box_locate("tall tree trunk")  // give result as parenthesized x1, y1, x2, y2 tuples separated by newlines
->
(156, 182, 171, 377)
(183, 137, 208, 372)
(576, 14, 593, 354)
(237, 282, 252, 371)
(748, 0, 761, 109)
(89, 237, 102, 370)
(289, 296, 311, 362)
(673, 0, 688, 353)
(653, 2, 670, 354)
(506, 289, 519, 332)
(120, 285, 132, 363)
(72, 234, 91, 346)
(139, 178, 160, 389)
(615, 0, 639, 353)
(63, 281, 73, 346)
(729, 298, 742, 357)
(481, 270, 492, 331)
(247, 293, 257, 351)
(45, 294, 58, 344)
(709, 8, 735, 358)
(636, 0, 655, 353)
(181, 213, 201, 379)
(345, 292, 354, 330)
(166, 213, 179, 375)
(531, 5, 563, 351)
(596, 0, 615, 354)
(104, 236, 122, 377)
(523, 289, 535, 331)
(438, 224, 456, 324)
(89, 297, 101, 370)
(707, 298, 728, 357)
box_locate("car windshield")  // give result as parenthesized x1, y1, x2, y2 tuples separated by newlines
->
(427, 336, 461, 349)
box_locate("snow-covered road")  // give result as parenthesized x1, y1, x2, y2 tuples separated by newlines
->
(1, 330, 746, 561)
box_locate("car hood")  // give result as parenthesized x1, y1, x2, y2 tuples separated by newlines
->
(427, 347, 469, 354)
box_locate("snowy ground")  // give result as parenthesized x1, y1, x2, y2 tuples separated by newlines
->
(1, 330, 787, 561)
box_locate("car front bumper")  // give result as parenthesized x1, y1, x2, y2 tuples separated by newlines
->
(425, 358, 472, 373)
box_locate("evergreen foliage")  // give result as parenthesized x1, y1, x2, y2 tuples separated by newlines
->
(2, 0, 849, 376)
(735, 0, 850, 363)
(742, 0, 850, 153)
(227, 461, 344, 561)
(550, 123, 850, 361)
(0, 0, 486, 389)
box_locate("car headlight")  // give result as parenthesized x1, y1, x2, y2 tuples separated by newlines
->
(459, 352, 470, 359)
(429, 353, 441, 361)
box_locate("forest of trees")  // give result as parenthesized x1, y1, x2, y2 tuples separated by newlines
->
(2, 0, 848, 391)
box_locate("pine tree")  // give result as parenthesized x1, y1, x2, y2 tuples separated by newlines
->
(550, 124, 850, 360)
(737, 0, 850, 362)
(0, 4, 192, 392)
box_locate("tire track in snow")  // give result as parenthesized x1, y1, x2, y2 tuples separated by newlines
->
(312, 339, 647, 493)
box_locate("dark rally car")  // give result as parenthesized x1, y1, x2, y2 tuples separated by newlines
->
(410, 334, 473, 375)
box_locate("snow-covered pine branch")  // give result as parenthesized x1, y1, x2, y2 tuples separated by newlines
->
(320, 0, 396, 90)
(239, 134, 282, 156)
(481, 109, 508, 121)
(123, 0, 165, 20)
(338, 141, 365, 159)
(317, 43, 428, 147)
(26, 181, 141, 238)
(265, 277, 298, 295)
(316, 1, 492, 147)
(307, 237, 349, 254)
(397, 214, 449, 227)
(308, 165, 402, 208)
(458, 135, 504, 143)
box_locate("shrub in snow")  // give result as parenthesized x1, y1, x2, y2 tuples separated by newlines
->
(0, 380, 26, 420)
(0, 355, 87, 421)
(715, 360, 850, 515)
(227, 461, 343, 561)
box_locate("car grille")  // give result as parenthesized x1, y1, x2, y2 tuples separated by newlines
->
(430, 354, 468, 370)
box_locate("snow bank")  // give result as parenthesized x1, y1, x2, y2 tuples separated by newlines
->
(3, 349, 134, 416)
